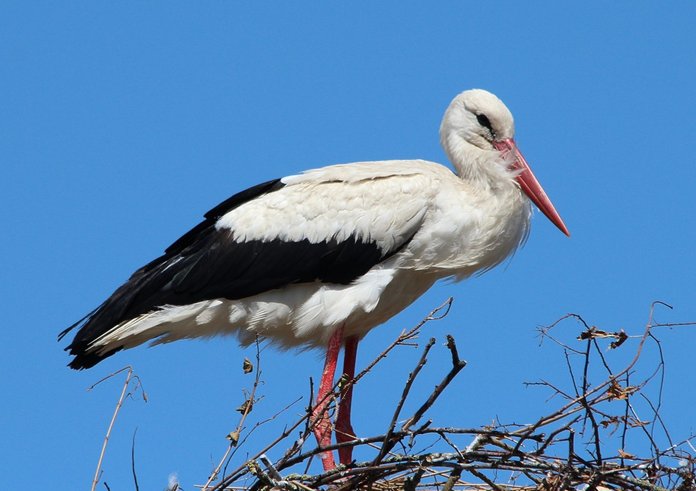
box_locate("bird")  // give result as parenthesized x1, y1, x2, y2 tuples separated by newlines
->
(60, 88, 569, 471)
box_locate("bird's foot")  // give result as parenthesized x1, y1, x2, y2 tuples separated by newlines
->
(311, 398, 337, 471)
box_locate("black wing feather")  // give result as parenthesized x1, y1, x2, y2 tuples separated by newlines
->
(63, 177, 415, 369)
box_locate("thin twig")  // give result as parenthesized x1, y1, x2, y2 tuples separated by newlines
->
(89, 366, 144, 491)
(374, 337, 436, 464)
(131, 428, 140, 491)
(204, 338, 263, 490)
(402, 336, 467, 432)
(194, 302, 695, 491)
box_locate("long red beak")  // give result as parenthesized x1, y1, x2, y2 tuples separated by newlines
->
(493, 138, 570, 237)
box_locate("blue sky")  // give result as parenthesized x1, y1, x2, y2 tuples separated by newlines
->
(2, 2, 695, 489)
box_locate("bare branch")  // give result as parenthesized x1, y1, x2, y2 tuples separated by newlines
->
(88, 366, 146, 491)
(83, 301, 694, 491)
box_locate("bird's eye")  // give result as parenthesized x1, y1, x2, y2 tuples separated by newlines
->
(476, 113, 497, 140)
(476, 113, 492, 131)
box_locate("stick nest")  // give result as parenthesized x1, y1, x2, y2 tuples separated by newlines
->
(98, 299, 696, 491)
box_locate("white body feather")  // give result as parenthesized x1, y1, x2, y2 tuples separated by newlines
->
(91, 158, 530, 353)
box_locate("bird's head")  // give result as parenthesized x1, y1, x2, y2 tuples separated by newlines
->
(440, 89, 515, 152)
(440, 89, 570, 236)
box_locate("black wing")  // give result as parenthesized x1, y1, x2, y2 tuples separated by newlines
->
(62, 177, 415, 369)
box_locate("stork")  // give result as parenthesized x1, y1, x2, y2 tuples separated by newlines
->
(60, 89, 569, 471)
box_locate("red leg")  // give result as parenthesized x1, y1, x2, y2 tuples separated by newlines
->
(311, 326, 343, 471)
(336, 335, 359, 465)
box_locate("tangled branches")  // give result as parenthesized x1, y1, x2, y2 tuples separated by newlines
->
(195, 300, 695, 491)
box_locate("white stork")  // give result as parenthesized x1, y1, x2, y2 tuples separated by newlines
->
(60, 89, 569, 471)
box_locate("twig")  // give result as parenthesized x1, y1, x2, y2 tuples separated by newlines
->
(195, 302, 695, 491)
(352, 297, 454, 386)
(88, 366, 145, 491)
(374, 337, 436, 464)
(401, 335, 467, 432)
(204, 337, 263, 490)
(131, 428, 140, 491)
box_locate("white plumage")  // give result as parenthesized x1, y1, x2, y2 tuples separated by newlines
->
(63, 88, 568, 470)
(87, 157, 531, 353)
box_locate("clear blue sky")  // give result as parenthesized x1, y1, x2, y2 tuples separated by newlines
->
(2, 2, 695, 489)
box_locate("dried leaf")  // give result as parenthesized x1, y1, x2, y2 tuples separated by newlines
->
(578, 326, 610, 340)
(610, 330, 628, 349)
(337, 373, 350, 391)
(246, 460, 260, 476)
(627, 417, 649, 428)
(578, 326, 628, 349)
(536, 474, 562, 490)
(618, 448, 636, 459)
(242, 357, 254, 374)
(607, 380, 637, 400)
(599, 416, 621, 429)
(236, 398, 254, 414)
(226, 430, 240, 446)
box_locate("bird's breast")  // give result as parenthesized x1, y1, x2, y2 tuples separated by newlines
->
(401, 180, 531, 279)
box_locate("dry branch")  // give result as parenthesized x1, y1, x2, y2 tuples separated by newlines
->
(199, 301, 695, 491)
(85, 300, 695, 490)
(88, 366, 146, 491)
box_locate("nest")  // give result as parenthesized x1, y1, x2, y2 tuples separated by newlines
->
(92, 300, 696, 491)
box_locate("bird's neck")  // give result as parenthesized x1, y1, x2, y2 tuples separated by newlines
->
(443, 134, 518, 194)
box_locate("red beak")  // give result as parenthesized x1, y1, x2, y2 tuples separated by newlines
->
(493, 138, 570, 237)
